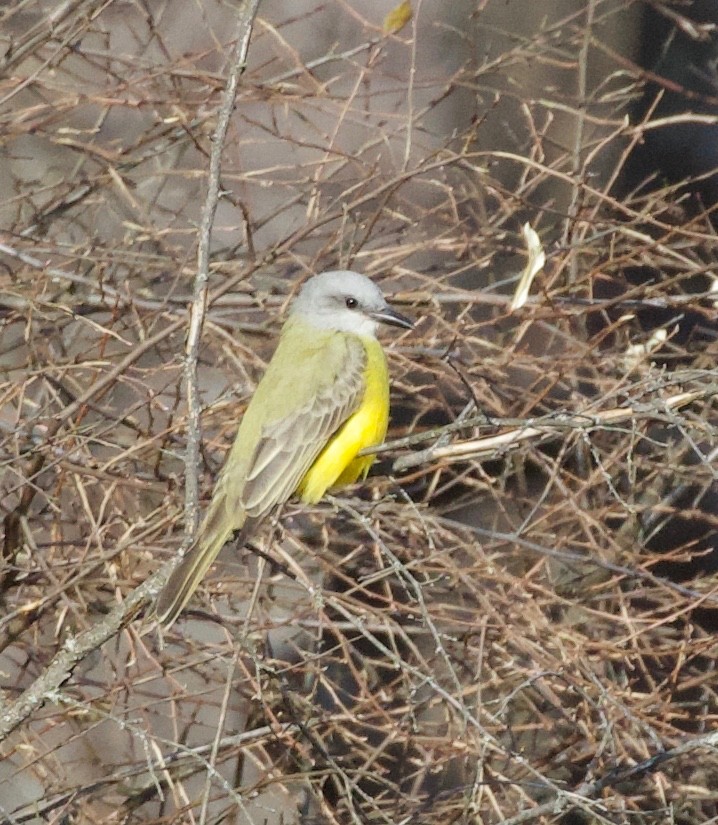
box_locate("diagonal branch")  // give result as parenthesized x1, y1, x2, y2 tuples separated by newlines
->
(0, 0, 263, 746)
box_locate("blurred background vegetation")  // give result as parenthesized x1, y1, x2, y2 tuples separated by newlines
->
(2, 1, 718, 823)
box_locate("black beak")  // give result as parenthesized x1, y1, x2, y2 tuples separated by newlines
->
(372, 305, 414, 330)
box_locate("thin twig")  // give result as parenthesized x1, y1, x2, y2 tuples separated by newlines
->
(392, 387, 716, 472)
(184, 0, 263, 536)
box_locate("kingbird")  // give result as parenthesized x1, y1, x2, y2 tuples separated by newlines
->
(156, 270, 413, 626)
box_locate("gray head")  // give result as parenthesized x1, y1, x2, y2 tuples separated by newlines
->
(290, 270, 413, 337)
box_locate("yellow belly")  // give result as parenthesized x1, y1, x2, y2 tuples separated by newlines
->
(296, 337, 390, 504)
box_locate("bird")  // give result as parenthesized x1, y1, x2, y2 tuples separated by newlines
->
(155, 270, 413, 627)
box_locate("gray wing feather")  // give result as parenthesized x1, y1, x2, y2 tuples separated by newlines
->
(242, 338, 366, 517)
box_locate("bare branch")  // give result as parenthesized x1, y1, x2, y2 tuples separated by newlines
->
(184, 0, 263, 535)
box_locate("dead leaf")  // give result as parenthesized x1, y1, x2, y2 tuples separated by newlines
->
(383, 1, 412, 35)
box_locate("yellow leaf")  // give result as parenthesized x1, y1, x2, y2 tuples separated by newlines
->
(383, 1, 412, 35)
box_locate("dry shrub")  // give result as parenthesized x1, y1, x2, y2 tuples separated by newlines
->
(1, 1, 717, 823)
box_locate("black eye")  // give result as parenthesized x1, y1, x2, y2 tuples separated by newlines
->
(345, 296, 358, 309)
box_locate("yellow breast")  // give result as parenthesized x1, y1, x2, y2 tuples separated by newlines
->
(296, 336, 390, 504)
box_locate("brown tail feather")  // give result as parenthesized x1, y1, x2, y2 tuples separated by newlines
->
(155, 518, 254, 628)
